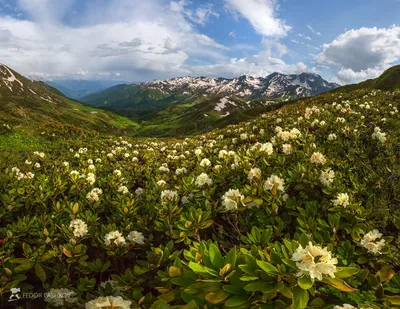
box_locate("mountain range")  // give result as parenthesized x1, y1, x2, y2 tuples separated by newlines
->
(76, 72, 339, 136)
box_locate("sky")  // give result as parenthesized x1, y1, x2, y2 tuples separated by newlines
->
(0, 0, 400, 84)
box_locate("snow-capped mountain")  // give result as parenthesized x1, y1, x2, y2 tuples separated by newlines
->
(138, 72, 340, 99)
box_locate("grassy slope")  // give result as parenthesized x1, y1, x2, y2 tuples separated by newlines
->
(331, 65, 400, 93)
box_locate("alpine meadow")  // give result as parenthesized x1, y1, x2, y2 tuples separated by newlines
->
(0, 1, 400, 309)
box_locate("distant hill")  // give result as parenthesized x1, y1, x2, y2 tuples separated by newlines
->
(0, 64, 138, 134)
(46, 79, 131, 100)
(331, 65, 400, 93)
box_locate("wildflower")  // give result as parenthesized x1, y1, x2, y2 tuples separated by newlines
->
(104, 230, 126, 246)
(63, 161, 69, 167)
(34, 162, 41, 168)
(260, 142, 273, 155)
(127, 231, 145, 244)
(114, 169, 122, 177)
(118, 186, 129, 194)
(195, 173, 213, 187)
(360, 230, 385, 254)
(264, 175, 285, 193)
(328, 133, 337, 141)
(194, 148, 202, 156)
(282, 144, 292, 155)
(87, 188, 103, 203)
(248, 167, 261, 182)
(135, 187, 144, 196)
(161, 190, 179, 203)
(333, 305, 356, 309)
(85, 296, 131, 309)
(69, 219, 88, 238)
(319, 169, 335, 186)
(175, 167, 187, 175)
(25, 159, 32, 165)
(86, 173, 96, 185)
(332, 193, 350, 208)
(26, 172, 35, 179)
(200, 158, 211, 168)
(221, 189, 244, 211)
(45, 288, 76, 307)
(372, 127, 386, 144)
(157, 180, 167, 187)
(310, 152, 326, 165)
(291, 242, 337, 281)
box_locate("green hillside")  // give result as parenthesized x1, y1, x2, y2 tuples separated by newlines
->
(332, 65, 400, 93)
(0, 65, 139, 150)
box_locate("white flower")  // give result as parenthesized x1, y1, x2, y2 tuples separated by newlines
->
(26, 172, 35, 179)
(87, 188, 103, 203)
(34, 162, 41, 168)
(85, 296, 131, 309)
(194, 148, 202, 156)
(25, 159, 32, 165)
(135, 187, 144, 196)
(248, 168, 261, 182)
(264, 175, 285, 193)
(218, 150, 228, 159)
(260, 142, 273, 155)
(104, 230, 126, 246)
(333, 305, 356, 309)
(87, 159, 93, 164)
(282, 144, 292, 155)
(69, 219, 88, 238)
(159, 166, 170, 173)
(157, 180, 167, 187)
(310, 152, 326, 165)
(240, 133, 248, 140)
(221, 189, 244, 211)
(291, 242, 338, 281)
(319, 169, 335, 186)
(372, 127, 387, 144)
(88, 164, 96, 171)
(332, 193, 350, 208)
(118, 185, 129, 194)
(132, 157, 138, 163)
(161, 190, 179, 203)
(45, 288, 77, 307)
(328, 133, 337, 141)
(86, 173, 96, 185)
(200, 158, 211, 168)
(63, 161, 69, 167)
(127, 231, 145, 244)
(114, 169, 122, 177)
(360, 230, 385, 254)
(195, 173, 213, 187)
(175, 167, 187, 175)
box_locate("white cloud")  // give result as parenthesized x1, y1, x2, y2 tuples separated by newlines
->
(0, 0, 230, 81)
(298, 33, 312, 40)
(316, 26, 400, 83)
(225, 0, 290, 37)
(307, 25, 321, 36)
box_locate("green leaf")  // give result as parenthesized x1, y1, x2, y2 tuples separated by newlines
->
(188, 262, 218, 277)
(321, 277, 357, 292)
(335, 267, 359, 279)
(256, 260, 279, 275)
(293, 286, 309, 309)
(14, 261, 34, 272)
(297, 276, 314, 289)
(225, 246, 237, 268)
(34, 263, 46, 282)
(205, 290, 229, 304)
(209, 244, 224, 270)
(225, 296, 248, 307)
(244, 281, 264, 292)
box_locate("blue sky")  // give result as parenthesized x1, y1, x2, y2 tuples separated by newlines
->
(0, 0, 400, 84)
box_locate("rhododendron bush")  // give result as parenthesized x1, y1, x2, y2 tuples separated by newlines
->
(0, 89, 400, 308)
